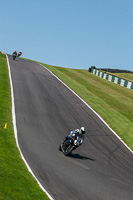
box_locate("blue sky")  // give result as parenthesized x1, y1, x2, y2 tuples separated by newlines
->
(1, 0, 133, 70)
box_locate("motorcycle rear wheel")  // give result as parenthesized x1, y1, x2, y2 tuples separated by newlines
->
(12, 55, 16, 60)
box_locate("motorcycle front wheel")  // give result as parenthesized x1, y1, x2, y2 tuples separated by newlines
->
(63, 143, 73, 156)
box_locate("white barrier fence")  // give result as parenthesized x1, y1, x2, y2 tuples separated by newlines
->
(92, 69, 133, 90)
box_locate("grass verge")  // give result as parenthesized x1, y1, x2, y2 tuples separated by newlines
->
(40, 63, 133, 151)
(0, 52, 50, 200)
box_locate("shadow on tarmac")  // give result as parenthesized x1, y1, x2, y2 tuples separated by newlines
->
(69, 153, 95, 161)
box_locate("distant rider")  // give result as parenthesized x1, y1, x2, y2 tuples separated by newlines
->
(12, 51, 17, 56)
(17, 51, 22, 57)
(12, 51, 17, 60)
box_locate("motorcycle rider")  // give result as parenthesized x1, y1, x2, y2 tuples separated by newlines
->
(64, 127, 85, 146)
(12, 51, 17, 60)
(12, 51, 17, 56)
(17, 51, 22, 57)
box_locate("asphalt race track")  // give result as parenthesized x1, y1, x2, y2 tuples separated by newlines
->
(8, 55, 133, 200)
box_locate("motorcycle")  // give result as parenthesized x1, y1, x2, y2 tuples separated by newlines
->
(17, 51, 22, 57)
(12, 51, 22, 60)
(59, 135, 83, 156)
(12, 51, 17, 60)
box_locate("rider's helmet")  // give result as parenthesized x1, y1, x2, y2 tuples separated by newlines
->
(79, 127, 85, 134)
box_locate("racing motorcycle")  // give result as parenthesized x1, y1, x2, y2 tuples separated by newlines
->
(12, 51, 17, 60)
(12, 51, 22, 60)
(59, 135, 83, 156)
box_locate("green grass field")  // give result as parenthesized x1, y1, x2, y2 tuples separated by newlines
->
(41, 63, 133, 151)
(0, 52, 49, 200)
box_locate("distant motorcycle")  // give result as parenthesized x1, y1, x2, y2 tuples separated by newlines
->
(17, 51, 22, 57)
(12, 51, 17, 60)
(12, 51, 22, 60)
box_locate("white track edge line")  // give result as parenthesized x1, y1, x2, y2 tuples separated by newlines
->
(40, 64, 133, 154)
(6, 55, 54, 200)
